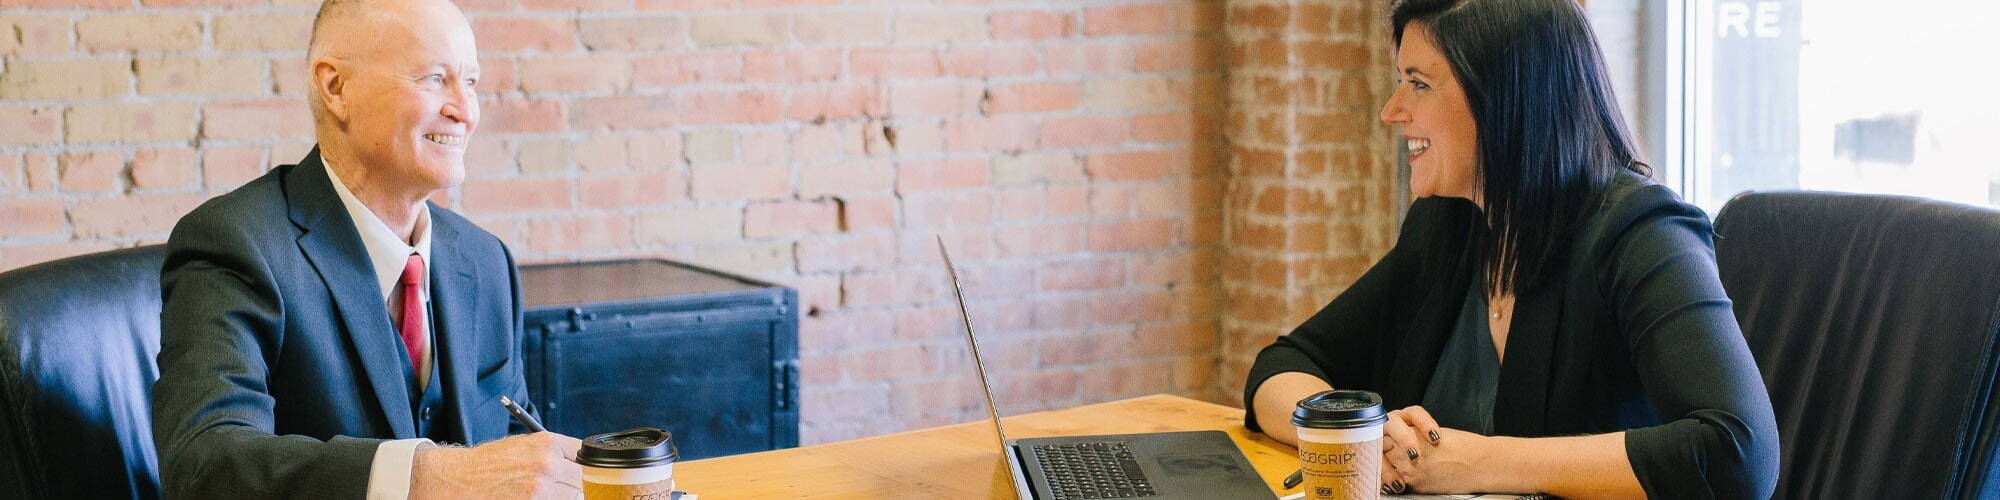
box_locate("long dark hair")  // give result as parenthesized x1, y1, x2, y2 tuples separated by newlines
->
(1392, 0, 1648, 295)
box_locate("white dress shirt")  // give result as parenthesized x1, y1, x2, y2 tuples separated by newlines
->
(323, 159, 435, 500)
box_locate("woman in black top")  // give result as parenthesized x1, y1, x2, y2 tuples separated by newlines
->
(1243, 0, 1779, 498)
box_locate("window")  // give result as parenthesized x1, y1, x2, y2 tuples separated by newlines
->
(1656, 0, 2000, 212)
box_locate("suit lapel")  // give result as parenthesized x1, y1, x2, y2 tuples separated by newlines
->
(287, 149, 418, 439)
(428, 212, 484, 443)
(1493, 276, 1565, 436)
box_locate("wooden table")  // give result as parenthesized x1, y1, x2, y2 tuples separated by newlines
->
(674, 394, 1302, 499)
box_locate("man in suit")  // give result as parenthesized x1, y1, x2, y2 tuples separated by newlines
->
(151, 0, 580, 498)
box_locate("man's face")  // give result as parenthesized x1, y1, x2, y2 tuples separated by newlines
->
(337, 5, 480, 195)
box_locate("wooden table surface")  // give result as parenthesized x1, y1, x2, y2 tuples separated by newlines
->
(674, 394, 1303, 499)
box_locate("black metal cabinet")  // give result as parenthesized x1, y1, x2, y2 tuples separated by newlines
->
(519, 259, 798, 460)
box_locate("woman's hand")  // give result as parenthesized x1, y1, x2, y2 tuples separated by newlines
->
(1379, 406, 1493, 494)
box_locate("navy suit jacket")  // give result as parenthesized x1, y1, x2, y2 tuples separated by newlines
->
(152, 149, 535, 498)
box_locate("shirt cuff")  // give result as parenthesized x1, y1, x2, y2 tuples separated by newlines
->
(366, 438, 433, 500)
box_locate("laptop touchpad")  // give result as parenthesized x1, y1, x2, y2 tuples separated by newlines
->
(1154, 454, 1246, 476)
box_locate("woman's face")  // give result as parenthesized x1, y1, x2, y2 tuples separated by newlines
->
(1381, 22, 1480, 201)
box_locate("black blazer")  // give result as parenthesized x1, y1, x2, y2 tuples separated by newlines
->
(151, 150, 535, 498)
(1244, 174, 1779, 498)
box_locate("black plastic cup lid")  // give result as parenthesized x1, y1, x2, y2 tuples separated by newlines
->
(577, 427, 679, 469)
(1291, 390, 1387, 429)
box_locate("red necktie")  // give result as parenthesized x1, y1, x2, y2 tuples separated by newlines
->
(397, 253, 425, 370)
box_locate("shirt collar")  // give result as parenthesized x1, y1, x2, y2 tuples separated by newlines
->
(322, 156, 434, 301)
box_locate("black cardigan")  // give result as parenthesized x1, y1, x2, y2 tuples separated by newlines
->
(1243, 175, 1780, 499)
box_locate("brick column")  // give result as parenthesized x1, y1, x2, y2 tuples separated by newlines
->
(1218, 0, 1401, 403)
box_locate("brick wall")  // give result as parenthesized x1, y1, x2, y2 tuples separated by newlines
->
(0, 0, 1399, 445)
(1216, 0, 1398, 403)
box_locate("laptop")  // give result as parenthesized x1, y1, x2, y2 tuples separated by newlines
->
(937, 237, 1278, 500)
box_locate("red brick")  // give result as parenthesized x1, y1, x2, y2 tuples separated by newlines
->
(461, 178, 572, 214)
(796, 233, 897, 273)
(896, 158, 988, 193)
(0, 15, 75, 56)
(579, 170, 685, 210)
(743, 201, 839, 238)
(743, 49, 841, 83)
(943, 47, 1040, 78)
(578, 16, 686, 51)
(474, 98, 564, 134)
(519, 215, 632, 254)
(990, 10, 1075, 40)
(902, 192, 992, 229)
(688, 13, 788, 47)
(71, 193, 206, 238)
(1085, 150, 1181, 181)
(473, 16, 579, 53)
(1046, 185, 1088, 217)
(1136, 39, 1221, 71)
(944, 117, 1037, 153)
(994, 187, 1042, 222)
(1, 61, 129, 100)
(983, 82, 1081, 114)
(58, 151, 123, 194)
(1041, 258, 1126, 291)
(141, 0, 258, 5)
(689, 165, 788, 201)
(791, 11, 889, 44)
(137, 56, 266, 96)
(1090, 184, 1136, 217)
(841, 344, 940, 382)
(1, 0, 126, 7)
(633, 206, 739, 244)
(799, 159, 892, 198)
(212, 12, 311, 51)
(626, 132, 680, 168)
(633, 52, 741, 87)
(740, 128, 787, 165)
(789, 83, 884, 122)
(850, 48, 940, 80)
(22, 152, 55, 193)
(991, 152, 1083, 186)
(131, 148, 196, 189)
(1088, 290, 1173, 324)
(902, 229, 993, 266)
(0, 198, 66, 237)
(66, 103, 197, 144)
(201, 100, 313, 141)
(1088, 218, 1174, 252)
(77, 13, 201, 52)
(1043, 42, 1133, 74)
(570, 96, 675, 131)
(1084, 4, 1172, 36)
(201, 147, 264, 189)
(0, 106, 62, 145)
(677, 89, 783, 125)
(841, 197, 896, 231)
(1039, 116, 1128, 148)
(1132, 112, 1213, 143)
(519, 55, 630, 93)
(889, 81, 981, 117)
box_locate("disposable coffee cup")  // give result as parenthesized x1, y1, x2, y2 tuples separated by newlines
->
(578, 427, 680, 500)
(1292, 390, 1388, 500)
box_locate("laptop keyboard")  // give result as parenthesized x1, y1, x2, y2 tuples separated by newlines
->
(1030, 442, 1158, 499)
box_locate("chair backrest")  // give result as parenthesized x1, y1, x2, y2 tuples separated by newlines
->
(1715, 191, 2000, 499)
(0, 245, 167, 499)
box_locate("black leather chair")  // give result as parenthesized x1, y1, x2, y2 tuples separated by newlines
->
(1716, 191, 2000, 499)
(0, 246, 166, 499)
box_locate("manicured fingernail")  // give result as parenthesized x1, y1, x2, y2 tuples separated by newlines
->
(1381, 484, 1395, 494)
(1392, 480, 1407, 493)
(1407, 448, 1419, 461)
(1428, 430, 1441, 443)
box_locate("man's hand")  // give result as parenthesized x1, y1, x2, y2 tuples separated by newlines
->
(411, 432, 583, 499)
